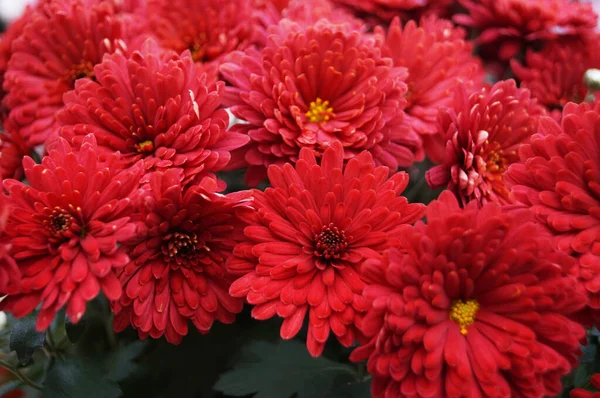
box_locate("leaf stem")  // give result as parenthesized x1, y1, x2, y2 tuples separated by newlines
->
(0, 359, 43, 390)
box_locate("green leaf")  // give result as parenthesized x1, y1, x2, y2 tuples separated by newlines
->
(9, 317, 45, 365)
(330, 379, 372, 398)
(213, 340, 357, 398)
(108, 340, 148, 382)
(42, 355, 121, 398)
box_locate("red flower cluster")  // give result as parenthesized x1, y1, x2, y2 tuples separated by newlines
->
(0, 1, 599, 396)
(512, 39, 600, 119)
(456, 0, 597, 60)
(228, 142, 425, 356)
(571, 374, 600, 398)
(351, 191, 586, 397)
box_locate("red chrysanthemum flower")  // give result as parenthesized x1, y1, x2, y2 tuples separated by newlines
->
(0, 123, 30, 181)
(332, 0, 455, 22)
(58, 41, 246, 188)
(0, 135, 142, 330)
(0, 3, 35, 114)
(351, 191, 587, 398)
(221, 20, 422, 186)
(0, 193, 19, 295)
(426, 80, 543, 207)
(147, 0, 268, 82)
(280, 0, 363, 28)
(379, 16, 484, 162)
(511, 40, 600, 120)
(227, 142, 426, 357)
(112, 169, 251, 344)
(571, 374, 600, 398)
(506, 101, 600, 324)
(455, 0, 598, 60)
(2, 0, 134, 148)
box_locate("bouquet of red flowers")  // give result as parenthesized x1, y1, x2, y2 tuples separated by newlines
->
(0, 0, 600, 397)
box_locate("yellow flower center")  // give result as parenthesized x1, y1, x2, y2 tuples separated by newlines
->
(135, 140, 154, 154)
(305, 98, 335, 124)
(67, 60, 96, 84)
(449, 299, 479, 335)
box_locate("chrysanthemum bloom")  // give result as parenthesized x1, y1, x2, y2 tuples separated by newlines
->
(227, 143, 426, 357)
(112, 169, 252, 344)
(426, 80, 543, 207)
(511, 40, 600, 120)
(571, 374, 600, 398)
(280, 0, 363, 28)
(147, 0, 269, 81)
(0, 194, 19, 295)
(0, 124, 29, 181)
(58, 42, 246, 188)
(506, 101, 600, 324)
(351, 191, 587, 398)
(332, 0, 454, 22)
(2, 0, 130, 147)
(379, 16, 484, 162)
(0, 3, 35, 113)
(221, 21, 421, 186)
(455, 0, 598, 60)
(0, 135, 142, 330)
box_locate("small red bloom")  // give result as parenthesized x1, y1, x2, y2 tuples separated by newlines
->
(280, 0, 363, 28)
(506, 101, 600, 324)
(351, 191, 586, 398)
(221, 20, 421, 186)
(571, 374, 600, 398)
(58, 41, 246, 188)
(332, 0, 455, 22)
(379, 16, 484, 161)
(0, 193, 19, 295)
(0, 122, 30, 181)
(112, 169, 251, 344)
(0, 135, 142, 330)
(147, 0, 268, 81)
(456, 0, 598, 60)
(426, 80, 543, 207)
(227, 142, 425, 357)
(511, 40, 600, 119)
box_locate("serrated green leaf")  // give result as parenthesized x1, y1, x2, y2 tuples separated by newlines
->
(9, 317, 45, 365)
(108, 340, 147, 382)
(42, 355, 121, 398)
(213, 340, 356, 398)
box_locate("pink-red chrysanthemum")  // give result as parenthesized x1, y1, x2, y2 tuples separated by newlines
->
(0, 193, 18, 295)
(227, 142, 425, 357)
(2, 0, 132, 147)
(379, 16, 484, 162)
(147, 0, 269, 81)
(0, 135, 142, 330)
(511, 40, 600, 120)
(58, 41, 246, 188)
(332, 0, 455, 22)
(506, 101, 600, 324)
(456, 0, 598, 60)
(0, 124, 29, 181)
(112, 169, 252, 344)
(221, 20, 422, 186)
(351, 191, 586, 398)
(426, 80, 543, 207)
